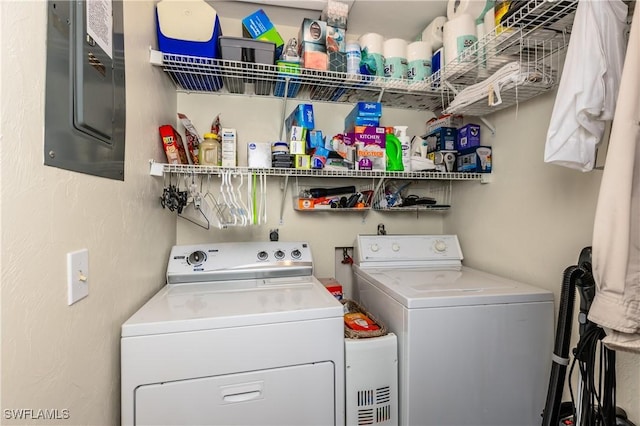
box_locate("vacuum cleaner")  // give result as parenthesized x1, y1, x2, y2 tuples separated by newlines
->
(541, 247, 636, 426)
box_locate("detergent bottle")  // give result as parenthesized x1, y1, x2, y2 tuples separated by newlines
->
(393, 125, 411, 171)
(386, 131, 404, 171)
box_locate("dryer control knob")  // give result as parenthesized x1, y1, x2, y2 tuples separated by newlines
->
(392, 243, 400, 252)
(257, 251, 269, 261)
(275, 250, 285, 260)
(434, 240, 447, 253)
(291, 249, 302, 259)
(371, 244, 380, 252)
(187, 250, 207, 265)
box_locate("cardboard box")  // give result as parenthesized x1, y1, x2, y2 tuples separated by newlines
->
(159, 125, 188, 164)
(423, 127, 457, 153)
(221, 128, 237, 167)
(300, 42, 328, 70)
(326, 26, 346, 53)
(349, 101, 383, 117)
(242, 9, 284, 58)
(456, 124, 481, 151)
(295, 154, 311, 169)
(425, 114, 464, 135)
(457, 146, 492, 173)
(299, 18, 327, 46)
(286, 104, 315, 131)
(328, 51, 347, 72)
(344, 132, 386, 171)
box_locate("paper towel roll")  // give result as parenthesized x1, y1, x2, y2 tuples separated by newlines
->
(407, 41, 432, 82)
(359, 32, 385, 76)
(447, 0, 492, 21)
(359, 32, 384, 54)
(443, 13, 477, 67)
(421, 16, 447, 50)
(383, 38, 408, 79)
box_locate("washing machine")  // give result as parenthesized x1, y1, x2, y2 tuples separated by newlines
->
(121, 241, 345, 426)
(352, 234, 554, 426)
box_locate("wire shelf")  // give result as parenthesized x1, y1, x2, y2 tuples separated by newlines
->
(152, 162, 485, 181)
(150, 0, 578, 116)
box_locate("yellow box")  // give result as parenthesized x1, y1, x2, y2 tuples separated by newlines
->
(295, 154, 311, 169)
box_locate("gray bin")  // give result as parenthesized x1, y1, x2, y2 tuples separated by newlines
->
(219, 36, 276, 95)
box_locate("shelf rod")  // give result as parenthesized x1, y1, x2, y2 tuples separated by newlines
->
(279, 77, 291, 141)
(279, 175, 289, 225)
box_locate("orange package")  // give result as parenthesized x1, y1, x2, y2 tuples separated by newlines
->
(344, 312, 380, 331)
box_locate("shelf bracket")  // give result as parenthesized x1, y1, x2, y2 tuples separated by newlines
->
(443, 80, 495, 136)
(279, 77, 291, 141)
(149, 160, 164, 176)
(279, 175, 289, 224)
(376, 87, 385, 103)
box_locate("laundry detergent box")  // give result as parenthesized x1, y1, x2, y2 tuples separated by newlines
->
(456, 124, 481, 151)
(242, 9, 284, 58)
(344, 130, 386, 171)
(457, 146, 492, 173)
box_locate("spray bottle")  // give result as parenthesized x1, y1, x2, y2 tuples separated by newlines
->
(393, 126, 411, 172)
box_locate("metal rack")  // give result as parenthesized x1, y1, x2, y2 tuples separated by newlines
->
(150, 0, 578, 116)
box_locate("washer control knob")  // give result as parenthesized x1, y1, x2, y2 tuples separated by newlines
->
(275, 250, 285, 260)
(257, 251, 268, 261)
(187, 250, 207, 265)
(434, 240, 447, 253)
(291, 249, 302, 259)
(392, 243, 400, 252)
(371, 244, 380, 252)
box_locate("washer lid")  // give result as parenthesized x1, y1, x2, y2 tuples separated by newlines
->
(121, 276, 342, 337)
(356, 266, 553, 308)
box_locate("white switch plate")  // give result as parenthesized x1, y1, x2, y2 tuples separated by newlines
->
(67, 249, 89, 305)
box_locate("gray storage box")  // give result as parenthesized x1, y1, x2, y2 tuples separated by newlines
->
(219, 36, 276, 95)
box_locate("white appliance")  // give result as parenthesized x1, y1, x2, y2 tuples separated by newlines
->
(345, 333, 398, 426)
(352, 234, 554, 426)
(121, 241, 345, 426)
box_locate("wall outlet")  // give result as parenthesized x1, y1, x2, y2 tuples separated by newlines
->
(67, 249, 89, 305)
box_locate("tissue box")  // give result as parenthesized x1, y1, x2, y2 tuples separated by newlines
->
(247, 142, 272, 168)
(456, 124, 481, 150)
(299, 18, 327, 46)
(300, 42, 328, 70)
(457, 146, 492, 173)
(242, 9, 284, 58)
(328, 51, 347, 72)
(423, 127, 457, 152)
(326, 26, 346, 53)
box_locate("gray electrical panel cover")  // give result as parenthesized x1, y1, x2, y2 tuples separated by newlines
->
(45, 0, 126, 180)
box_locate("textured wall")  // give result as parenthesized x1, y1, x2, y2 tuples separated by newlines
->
(1, 1, 176, 424)
(445, 92, 640, 419)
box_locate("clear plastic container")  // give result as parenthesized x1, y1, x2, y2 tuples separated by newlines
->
(199, 133, 221, 166)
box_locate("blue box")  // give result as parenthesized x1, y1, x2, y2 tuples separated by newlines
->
(286, 104, 315, 133)
(457, 146, 492, 173)
(242, 9, 284, 59)
(423, 127, 457, 152)
(456, 124, 481, 151)
(348, 101, 382, 117)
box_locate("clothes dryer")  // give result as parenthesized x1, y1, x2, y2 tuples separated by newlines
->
(353, 234, 554, 426)
(121, 241, 344, 426)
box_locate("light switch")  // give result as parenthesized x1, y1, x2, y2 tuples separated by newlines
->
(67, 249, 89, 305)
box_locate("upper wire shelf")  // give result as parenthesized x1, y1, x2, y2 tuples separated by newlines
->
(150, 0, 578, 116)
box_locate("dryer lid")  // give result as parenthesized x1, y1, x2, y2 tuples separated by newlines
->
(121, 276, 342, 337)
(356, 266, 553, 308)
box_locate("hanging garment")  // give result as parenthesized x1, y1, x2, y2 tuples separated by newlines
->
(589, 3, 640, 354)
(543, 0, 628, 172)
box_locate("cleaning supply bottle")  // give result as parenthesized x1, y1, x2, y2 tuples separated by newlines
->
(199, 133, 221, 166)
(393, 125, 411, 172)
(386, 132, 404, 171)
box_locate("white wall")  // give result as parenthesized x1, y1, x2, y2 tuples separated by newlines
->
(1, 1, 176, 424)
(446, 92, 639, 419)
